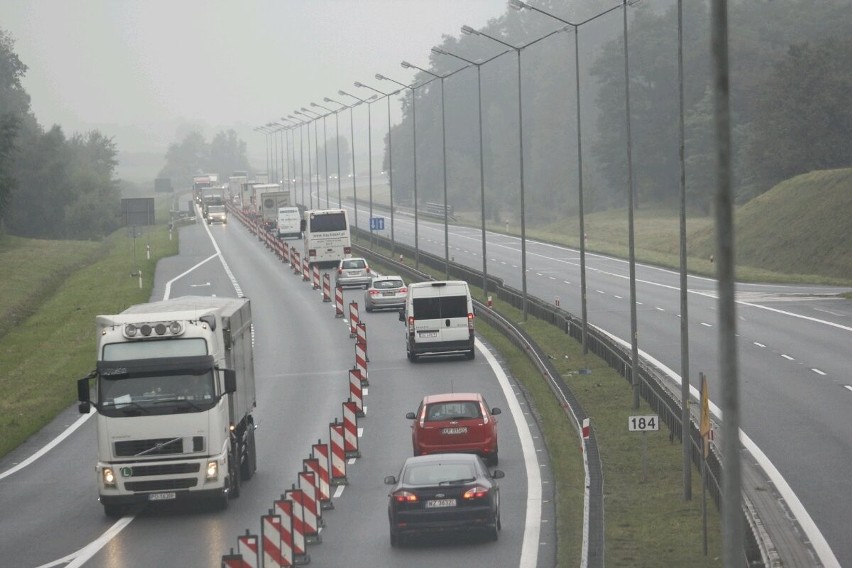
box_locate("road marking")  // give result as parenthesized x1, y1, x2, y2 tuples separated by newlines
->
(845, 386, 852, 393)
(781, 354, 794, 361)
(700, 322, 712, 327)
(811, 369, 826, 376)
(754, 342, 765, 348)
(478, 338, 541, 568)
(656, 307, 665, 312)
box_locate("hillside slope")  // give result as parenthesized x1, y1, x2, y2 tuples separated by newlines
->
(690, 168, 852, 281)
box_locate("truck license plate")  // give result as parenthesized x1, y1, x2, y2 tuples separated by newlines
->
(419, 331, 438, 338)
(148, 492, 177, 501)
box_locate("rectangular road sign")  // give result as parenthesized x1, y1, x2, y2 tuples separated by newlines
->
(370, 217, 384, 231)
(628, 415, 659, 432)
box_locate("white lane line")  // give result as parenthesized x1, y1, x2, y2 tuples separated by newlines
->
(334, 485, 345, 498)
(700, 322, 712, 327)
(656, 307, 665, 312)
(754, 342, 766, 348)
(812, 369, 826, 376)
(60, 516, 136, 568)
(478, 338, 541, 568)
(781, 354, 795, 361)
(845, 386, 852, 393)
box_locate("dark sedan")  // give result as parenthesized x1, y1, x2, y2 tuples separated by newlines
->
(384, 453, 504, 547)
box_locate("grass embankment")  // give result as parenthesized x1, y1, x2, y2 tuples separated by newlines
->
(0, 204, 179, 458)
(359, 243, 722, 566)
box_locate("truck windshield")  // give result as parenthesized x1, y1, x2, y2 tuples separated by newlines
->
(98, 369, 216, 416)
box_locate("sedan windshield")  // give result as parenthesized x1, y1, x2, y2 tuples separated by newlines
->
(403, 462, 477, 486)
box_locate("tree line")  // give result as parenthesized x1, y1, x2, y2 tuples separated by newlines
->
(382, 0, 852, 223)
(0, 29, 122, 240)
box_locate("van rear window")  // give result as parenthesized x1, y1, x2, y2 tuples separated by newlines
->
(413, 295, 468, 319)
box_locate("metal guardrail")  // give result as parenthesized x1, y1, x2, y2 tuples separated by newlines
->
(352, 228, 767, 567)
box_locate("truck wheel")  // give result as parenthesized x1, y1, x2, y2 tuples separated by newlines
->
(103, 504, 124, 519)
(229, 448, 241, 499)
(241, 425, 257, 481)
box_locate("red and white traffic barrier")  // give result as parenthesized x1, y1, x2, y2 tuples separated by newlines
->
(261, 512, 287, 568)
(297, 472, 323, 543)
(292, 251, 301, 275)
(321, 273, 331, 302)
(334, 286, 344, 317)
(304, 456, 332, 510)
(284, 487, 314, 554)
(281, 241, 290, 264)
(302, 258, 310, 282)
(342, 401, 361, 458)
(310, 442, 335, 505)
(237, 530, 259, 568)
(348, 369, 364, 416)
(356, 322, 368, 362)
(355, 342, 369, 387)
(328, 420, 348, 485)
(272, 499, 298, 567)
(311, 264, 320, 290)
(348, 301, 359, 338)
(221, 549, 251, 568)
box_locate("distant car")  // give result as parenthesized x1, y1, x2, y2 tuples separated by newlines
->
(384, 453, 504, 546)
(335, 257, 372, 289)
(407, 392, 501, 465)
(364, 276, 407, 312)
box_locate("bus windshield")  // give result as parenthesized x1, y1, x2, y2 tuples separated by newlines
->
(309, 212, 346, 232)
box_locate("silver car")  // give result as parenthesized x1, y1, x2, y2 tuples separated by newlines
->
(364, 276, 407, 312)
(335, 257, 373, 289)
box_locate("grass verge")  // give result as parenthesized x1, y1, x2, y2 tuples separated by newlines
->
(0, 219, 178, 458)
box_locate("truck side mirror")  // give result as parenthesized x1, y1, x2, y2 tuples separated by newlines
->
(77, 375, 91, 414)
(300, 219, 306, 232)
(223, 369, 237, 394)
(399, 309, 405, 322)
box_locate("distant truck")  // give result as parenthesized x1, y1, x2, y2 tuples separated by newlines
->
(228, 175, 247, 206)
(207, 204, 228, 224)
(277, 206, 302, 239)
(192, 174, 219, 204)
(254, 184, 290, 231)
(201, 186, 225, 219)
(77, 296, 258, 517)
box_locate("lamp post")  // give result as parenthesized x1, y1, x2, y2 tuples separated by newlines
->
(300, 108, 324, 209)
(287, 115, 307, 208)
(400, 60, 468, 279)
(461, 23, 570, 320)
(323, 97, 347, 208)
(311, 102, 335, 208)
(337, 90, 363, 234)
(430, 46, 509, 301)
(280, 119, 294, 193)
(356, 80, 401, 255)
(294, 110, 316, 209)
(254, 126, 272, 183)
(340, 90, 378, 249)
(376, 74, 423, 268)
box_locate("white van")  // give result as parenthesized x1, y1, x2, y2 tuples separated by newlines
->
(277, 206, 302, 239)
(399, 280, 475, 362)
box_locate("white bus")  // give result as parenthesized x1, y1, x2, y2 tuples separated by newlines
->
(301, 208, 352, 266)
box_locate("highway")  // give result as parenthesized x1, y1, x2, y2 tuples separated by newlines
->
(340, 195, 850, 567)
(0, 213, 556, 567)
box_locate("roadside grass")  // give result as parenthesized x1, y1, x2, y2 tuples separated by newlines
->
(0, 198, 179, 458)
(363, 245, 722, 566)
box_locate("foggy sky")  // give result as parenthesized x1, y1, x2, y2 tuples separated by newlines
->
(1, 0, 508, 170)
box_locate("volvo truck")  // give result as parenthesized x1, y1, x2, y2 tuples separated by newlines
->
(77, 296, 258, 517)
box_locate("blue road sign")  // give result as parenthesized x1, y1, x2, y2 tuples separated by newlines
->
(370, 217, 385, 231)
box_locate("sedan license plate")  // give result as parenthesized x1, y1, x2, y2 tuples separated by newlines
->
(147, 492, 177, 501)
(426, 498, 457, 508)
(419, 331, 438, 338)
(382, 291, 395, 296)
(442, 427, 468, 435)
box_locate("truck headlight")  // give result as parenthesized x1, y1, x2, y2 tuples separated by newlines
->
(102, 467, 116, 488)
(205, 460, 218, 480)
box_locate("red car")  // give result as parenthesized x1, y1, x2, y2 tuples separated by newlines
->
(406, 393, 501, 465)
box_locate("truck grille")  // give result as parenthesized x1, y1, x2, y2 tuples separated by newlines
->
(128, 463, 201, 477)
(114, 436, 205, 457)
(125, 478, 198, 492)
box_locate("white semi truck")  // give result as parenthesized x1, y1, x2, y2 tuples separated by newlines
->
(77, 296, 258, 517)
